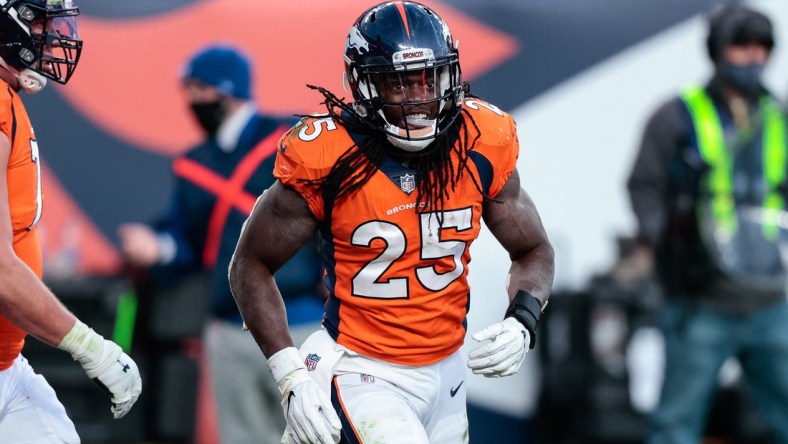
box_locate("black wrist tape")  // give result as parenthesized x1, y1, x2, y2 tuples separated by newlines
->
(505, 290, 542, 349)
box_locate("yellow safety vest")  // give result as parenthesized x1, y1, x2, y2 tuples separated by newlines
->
(681, 85, 787, 240)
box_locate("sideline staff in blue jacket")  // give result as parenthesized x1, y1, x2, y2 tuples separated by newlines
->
(118, 44, 324, 444)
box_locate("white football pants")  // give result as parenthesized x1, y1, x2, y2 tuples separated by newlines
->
(284, 329, 469, 444)
(0, 354, 80, 443)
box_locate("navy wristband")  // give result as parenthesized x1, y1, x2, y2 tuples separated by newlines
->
(505, 290, 543, 349)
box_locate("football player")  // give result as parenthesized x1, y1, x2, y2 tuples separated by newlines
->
(229, 1, 554, 443)
(0, 1, 141, 441)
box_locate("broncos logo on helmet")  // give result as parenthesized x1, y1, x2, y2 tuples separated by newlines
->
(346, 26, 369, 55)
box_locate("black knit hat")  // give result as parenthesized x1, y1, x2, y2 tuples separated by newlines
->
(706, 3, 774, 63)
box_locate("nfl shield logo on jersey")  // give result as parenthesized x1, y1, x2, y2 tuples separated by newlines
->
(305, 353, 321, 371)
(400, 173, 416, 195)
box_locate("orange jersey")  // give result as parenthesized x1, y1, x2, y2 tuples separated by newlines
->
(275, 99, 518, 365)
(0, 80, 44, 369)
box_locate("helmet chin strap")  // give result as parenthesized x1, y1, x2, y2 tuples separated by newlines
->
(0, 58, 47, 94)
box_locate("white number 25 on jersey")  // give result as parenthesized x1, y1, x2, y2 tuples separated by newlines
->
(351, 208, 473, 299)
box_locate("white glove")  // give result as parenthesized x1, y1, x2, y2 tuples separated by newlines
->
(269, 347, 342, 444)
(58, 320, 142, 418)
(467, 317, 529, 378)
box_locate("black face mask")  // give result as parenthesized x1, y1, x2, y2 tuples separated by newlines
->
(190, 100, 226, 137)
(719, 62, 765, 96)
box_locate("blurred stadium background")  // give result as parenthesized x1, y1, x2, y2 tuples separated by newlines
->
(21, 0, 788, 442)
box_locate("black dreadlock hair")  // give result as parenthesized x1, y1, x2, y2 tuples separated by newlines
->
(296, 82, 494, 221)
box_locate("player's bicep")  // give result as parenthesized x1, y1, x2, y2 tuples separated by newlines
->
(235, 180, 319, 273)
(482, 169, 550, 259)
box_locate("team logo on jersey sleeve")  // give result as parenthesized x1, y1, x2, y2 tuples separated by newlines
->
(400, 173, 416, 195)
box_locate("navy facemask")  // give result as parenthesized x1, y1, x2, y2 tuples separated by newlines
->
(719, 62, 765, 96)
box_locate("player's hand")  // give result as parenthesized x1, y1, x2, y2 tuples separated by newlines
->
(58, 320, 142, 418)
(467, 317, 529, 378)
(81, 341, 142, 419)
(269, 347, 341, 444)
